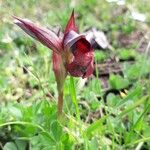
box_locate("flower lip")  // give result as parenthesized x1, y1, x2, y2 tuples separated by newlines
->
(66, 57, 93, 78)
(82, 59, 93, 78)
(65, 31, 93, 78)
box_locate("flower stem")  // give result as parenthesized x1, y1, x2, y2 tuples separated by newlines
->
(58, 91, 63, 116)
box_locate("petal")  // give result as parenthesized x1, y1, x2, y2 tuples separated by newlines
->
(63, 30, 85, 50)
(64, 10, 78, 35)
(14, 17, 62, 54)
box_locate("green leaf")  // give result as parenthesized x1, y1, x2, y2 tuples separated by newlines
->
(89, 137, 99, 150)
(40, 132, 55, 144)
(109, 74, 129, 90)
(50, 120, 62, 142)
(31, 133, 56, 150)
(117, 49, 136, 60)
(8, 105, 22, 119)
(3, 142, 18, 150)
(61, 133, 74, 150)
(85, 115, 108, 138)
(15, 140, 27, 150)
(107, 93, 121, 107)
(94, 51, 107, 62)
(119, 95, 149, 118)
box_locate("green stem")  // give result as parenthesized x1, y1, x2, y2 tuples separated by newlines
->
(0, 121, 46, 132)
(58, 91, 64, 116)
(69, 76, 80, 121)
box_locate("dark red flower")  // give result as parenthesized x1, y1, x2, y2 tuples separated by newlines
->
(14, 10, 94, 114)
(14, 10, 94, 78)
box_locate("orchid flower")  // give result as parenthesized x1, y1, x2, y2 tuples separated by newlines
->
(14, 10, 94, 115)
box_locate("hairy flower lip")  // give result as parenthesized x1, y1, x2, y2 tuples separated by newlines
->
(81, 58, 93, 78)
(66, 64, 91, 78)
(82, 59, 93, 78)
(66, 52, 93, 78)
